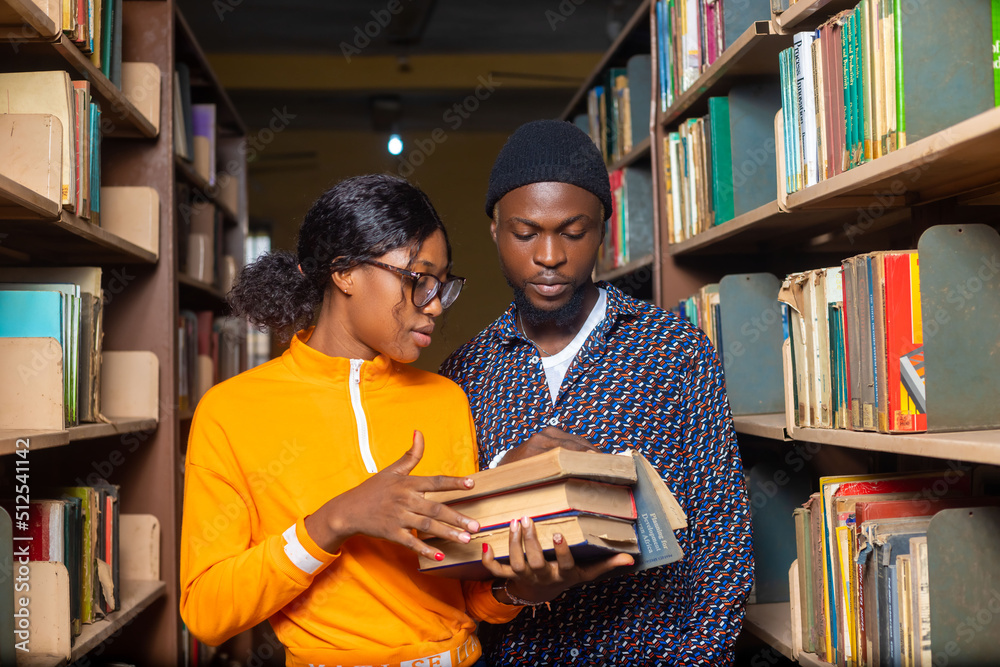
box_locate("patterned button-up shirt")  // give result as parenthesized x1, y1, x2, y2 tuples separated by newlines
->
(440, 282, 753, 666)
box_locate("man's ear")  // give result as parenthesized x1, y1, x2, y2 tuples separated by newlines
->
(490, 216, 499, 245)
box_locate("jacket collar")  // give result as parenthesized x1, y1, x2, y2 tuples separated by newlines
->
(282, 328, 396, 389)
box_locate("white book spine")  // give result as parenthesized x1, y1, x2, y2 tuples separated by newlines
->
(794, 32, 819, 188)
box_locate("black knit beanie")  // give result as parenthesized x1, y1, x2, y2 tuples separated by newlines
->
(485, 119, 612, 220)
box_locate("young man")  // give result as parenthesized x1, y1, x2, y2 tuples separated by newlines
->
(441, 120, 753, 665)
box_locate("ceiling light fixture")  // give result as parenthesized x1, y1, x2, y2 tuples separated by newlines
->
(387, 133, 404, 156)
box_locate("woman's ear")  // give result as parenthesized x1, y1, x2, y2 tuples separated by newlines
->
(331, 267, 354, 296)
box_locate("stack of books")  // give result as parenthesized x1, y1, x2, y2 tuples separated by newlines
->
(418, 449, 686, 579)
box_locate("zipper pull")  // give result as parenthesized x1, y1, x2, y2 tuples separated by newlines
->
(350, 358, 362, 384)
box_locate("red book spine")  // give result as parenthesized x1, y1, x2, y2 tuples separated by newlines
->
(884, 252, 927, 432)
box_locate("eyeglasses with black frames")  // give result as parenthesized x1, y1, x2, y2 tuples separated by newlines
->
(362, 260, 466, 309)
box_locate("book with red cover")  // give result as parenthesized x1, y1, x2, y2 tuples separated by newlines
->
(855, 496, 1000, 532)
(0, 499, 65, 562)
(883, 251, 926, 432)
(836, 472, 973, 664)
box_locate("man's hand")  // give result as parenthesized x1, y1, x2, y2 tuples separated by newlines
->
(482, 516, 633, 605)
(498, 427, 601, 466)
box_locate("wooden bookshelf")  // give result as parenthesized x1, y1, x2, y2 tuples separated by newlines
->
(0, 205, 159, 266)
(656, 21, 792, 129)
(174, 4, 247, 136)
(178, 270, 228, 307)
(0, 0, 58, 38)
(559, 0, 657, 299)
(558, 0, 651, 121)
(20, 580, 168, 667)
(733, 413, 789, 441)
(0, 172, 61, 219)
(174, 154, 240, 224)
(608, 135, 651, 172)
(745, 603, 794, 660)
(4, 0, 159, 139)
(616, 0, 1000, 662)
(798, 652, 836, 667)
(734, 413, 1000, 466)
(596, 253, 654, 283)
(771, 0, 860, 34)
(0, 1, 247, 662)
(0, 418, 159, 455)
(745, 602, 835, 667)
(785, 107, 1000, 211)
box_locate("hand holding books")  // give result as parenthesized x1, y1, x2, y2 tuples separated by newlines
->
(481, 515, 635, 606)
(497, 426, 600, 465)
(419, 448, 686, 583)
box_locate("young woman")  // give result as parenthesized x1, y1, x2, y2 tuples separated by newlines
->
(179, 174, 631, 667)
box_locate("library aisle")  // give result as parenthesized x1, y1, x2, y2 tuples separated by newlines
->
(1, 0, 998, 665)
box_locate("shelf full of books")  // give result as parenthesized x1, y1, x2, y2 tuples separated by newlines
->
(674, 224, 1000, 454)
(654, 0, 1000, 260)
(562, 0, 657, 292)
(0, 0, 160, 139)
(1, 0, 249, 662)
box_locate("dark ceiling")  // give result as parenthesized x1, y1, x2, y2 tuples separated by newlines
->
(178, 0, 640, 55)
(176, 0, 643, 132)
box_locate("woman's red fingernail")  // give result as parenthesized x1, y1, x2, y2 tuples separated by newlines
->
(553, 533, 563, 545)
(482, 543, 489, 554)
(435, 552, 445, 561)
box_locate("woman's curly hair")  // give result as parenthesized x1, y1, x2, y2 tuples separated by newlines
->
(229, 174, 449, 341)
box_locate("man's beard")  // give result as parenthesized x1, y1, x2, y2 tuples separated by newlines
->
(507, 276, 589, 328)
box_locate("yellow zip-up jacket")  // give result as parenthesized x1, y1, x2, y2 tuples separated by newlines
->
(180, 330, 520, 666)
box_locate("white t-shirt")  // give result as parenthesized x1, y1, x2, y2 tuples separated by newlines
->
(488, 288, 608, 469)
(539, 287, 607, 403)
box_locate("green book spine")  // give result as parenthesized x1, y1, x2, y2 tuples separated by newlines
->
(860, 0, 872, 163)
(894, 0, 905, 147)
(783, 48, 796, 194)
(843, 13, 853, 170)
(708, 96, 734, 224)
(854, 6, 864, 166)
(993, 0, 1000, 106)
(779, 50, 791, 193)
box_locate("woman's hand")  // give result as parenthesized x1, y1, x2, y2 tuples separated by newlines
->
(304, 430, 480, 561)
(481, 516, 635, 605)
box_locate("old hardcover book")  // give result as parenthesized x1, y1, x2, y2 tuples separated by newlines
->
(426, 448, 637, 505)
(882, 251, 925, 433)
(447, 479, 636, 531)
(418, 513, 640, 579)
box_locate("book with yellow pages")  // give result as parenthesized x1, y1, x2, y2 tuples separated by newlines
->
(419, 451, 685, 579)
